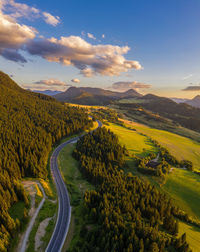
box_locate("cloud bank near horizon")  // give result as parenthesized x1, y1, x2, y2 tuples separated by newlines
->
(182, 85, 200, 91)
(22, 78, 71, 91)
(111, 81, 151, 91)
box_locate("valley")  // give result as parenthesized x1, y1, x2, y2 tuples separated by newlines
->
(1, 1, 200, 251)
(0, 72, 200, 252)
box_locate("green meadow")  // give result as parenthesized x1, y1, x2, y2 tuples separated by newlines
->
(179, 221, 200, 252)
(106, 123, 158, 157)
(162, 168, 200, 221)
(125, 121, 200, 171)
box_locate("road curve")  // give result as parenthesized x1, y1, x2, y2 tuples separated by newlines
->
(46, 120, 102, 252)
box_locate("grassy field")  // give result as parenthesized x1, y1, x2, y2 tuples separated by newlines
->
(179, 221, 200, 252)
(162, 168, 200, 221)
(58, 143, 94, 251)
(106, 123, 158, 158)
(65, 103, 106, 110)
(123, 120, 200, 171)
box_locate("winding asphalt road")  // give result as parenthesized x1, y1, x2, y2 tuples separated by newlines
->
(46, 120, 102, 252)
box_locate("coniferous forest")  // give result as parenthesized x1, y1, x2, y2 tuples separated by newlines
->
(0, 72, 92, 251)
(72, 127, 191, 252)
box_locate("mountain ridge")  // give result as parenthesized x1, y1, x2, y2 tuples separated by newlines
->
(54, 86, 142, 105)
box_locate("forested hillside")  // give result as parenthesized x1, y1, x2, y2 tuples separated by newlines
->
(72, 127, 191, 252)
(0, 71, 92, 251)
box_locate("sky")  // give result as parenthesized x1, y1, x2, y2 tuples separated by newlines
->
(0, 0, 200, 98)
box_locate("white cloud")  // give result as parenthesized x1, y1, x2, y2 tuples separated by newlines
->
(23, 78, 71, 91)
(71, 78, 80, 83)
(0, 0, 61, 62)
(34, 78, 67, 86)
(4, 0, 40, 19)
(26, 36, 142, 77)
(0, 11, 36, 50)
(87, 32, 96, 40)
(102, 34, 105, 39)
(112, 81, 151, 91)
(2, 1, 60, 26)
(43, 12, 60, 26)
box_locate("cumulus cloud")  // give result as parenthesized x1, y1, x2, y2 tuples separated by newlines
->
(24, 78, 72, 91)
(71, 78, 80, 83)
(0, 0, 61, 62)
(0, 11, 36, 50)
(87, 33, 96, 40)
(182, 85, 200, 91)
(34, 78, 67, 86)
(111, 81, 151, 91)
(43, 12, 60, 26)
(26, 36, 142, 77)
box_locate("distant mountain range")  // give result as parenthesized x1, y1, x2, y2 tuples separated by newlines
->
(171, 95, 200, 108)
(31, 89, 62, 96)
(53, 86, 142, 105)
(32, 86, 200, 109)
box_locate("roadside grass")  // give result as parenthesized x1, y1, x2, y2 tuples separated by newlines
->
(123, 120, 200, 171)
(39, 179, 54, 199)
(58, 143, 94, 251)
(26, 200, 57, 252)
(179, 221, 200, 252)
(35, 183, 43, 207)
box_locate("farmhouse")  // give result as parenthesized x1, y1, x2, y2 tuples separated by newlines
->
(146, 160, 160, 168)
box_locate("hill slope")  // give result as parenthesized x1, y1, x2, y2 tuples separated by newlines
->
(0, 71, 92, 251)
(54, 86, 142, 105)
(118, 93, 200, 133)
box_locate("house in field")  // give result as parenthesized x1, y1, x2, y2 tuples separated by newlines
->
(146, 160, 160, 168)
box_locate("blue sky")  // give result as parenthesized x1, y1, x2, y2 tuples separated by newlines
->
(1, 0, 200, 98)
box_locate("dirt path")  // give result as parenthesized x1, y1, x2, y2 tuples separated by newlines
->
(35, 217, 52, 251)
(17, 181, 46, 252)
